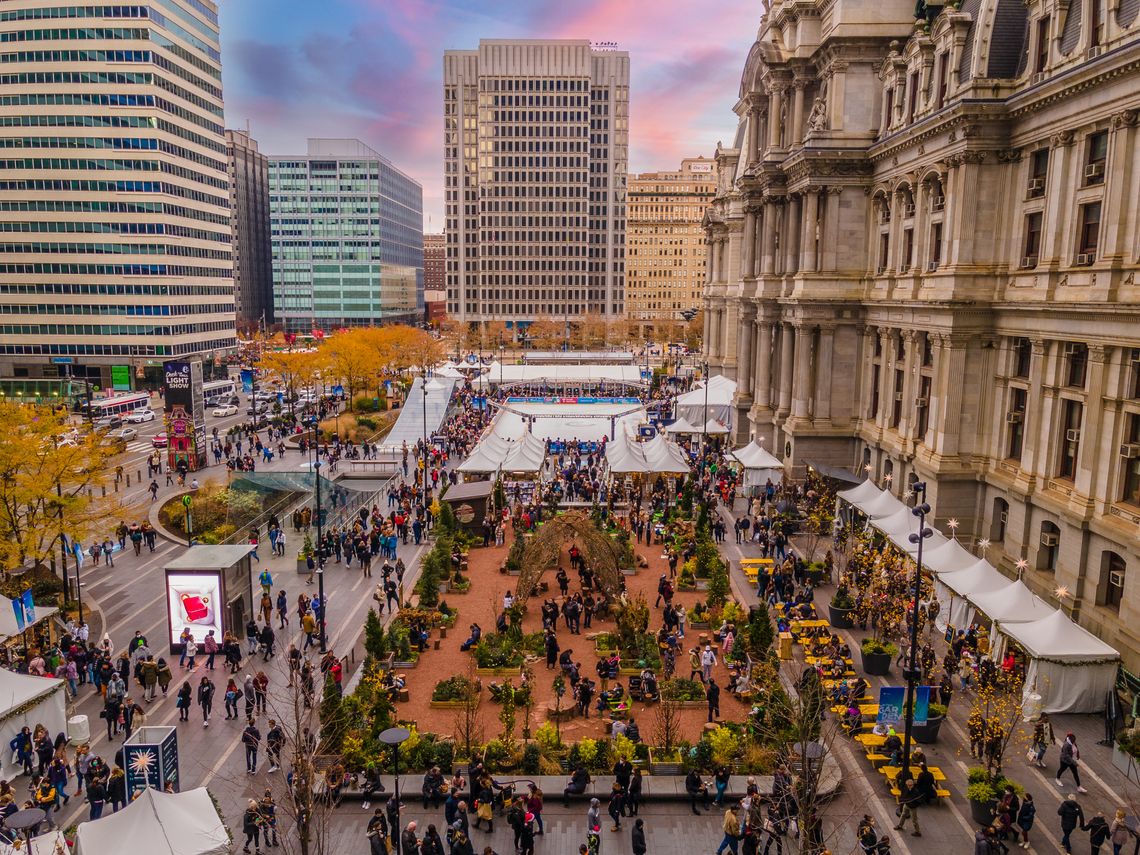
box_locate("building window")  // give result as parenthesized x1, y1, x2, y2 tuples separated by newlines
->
(936, 53, 948, 108)
(1077, 202, 1101, 262)
(878, 233, 890, 273)
(929, 222, 943, 267)
(1066, 342, 1088, 387)
(991, 497, 1009, 544)
(1022, 212, 1043, 267)
(891, 368, 904, 428)
(1028, 149, 1048, 197)
(1130, 349, 1140, 399)
(1120, 413, 1140, 505)
(1084, 132, 1107, 185)
(1057, 398, 1083, 478)
(916, 375, 931, 438)
(1038, 521, 1060, 573)
(1091, 0, 1105, 46)
(902, 228, 914, 270)
(1034, 17, 1051, 72)
(870, 364, 881, 417)
(906, 72, 918, 124)
(1014, 337, 1032, 378)
(1008, 387, 1027, 460)
(1100, 552, 1125, 610)
(922, 334, 934, 367)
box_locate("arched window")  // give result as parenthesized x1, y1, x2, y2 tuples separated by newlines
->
(1099, 551, 1126, 610)
(990, 498, 1009, 544)
(883, 459, 895, 491)
(1037, 521, 1060, 573)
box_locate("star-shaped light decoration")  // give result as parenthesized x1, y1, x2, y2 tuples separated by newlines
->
(883, 473, 893, 484)
(1054, 585, 1071, 602)
(947, 518, 959, 530)
(129, 749, 156, 778)
(1015, 558, 1029, 578)
(864, 464, 874, 474)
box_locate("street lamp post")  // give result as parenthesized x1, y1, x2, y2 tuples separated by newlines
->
(380, 727, 411, 854)
(702, 360, 710, 452)
(310, 417, 327, 653)
(182, 494, 193, 548)
(421, 369, 428, 498)
(901, 481, 933, 782)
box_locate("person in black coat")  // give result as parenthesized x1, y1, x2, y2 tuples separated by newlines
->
(685, 770, 710, 815)
(707, 678, 722, 723)
(631, 818, 647, 855)
(365, 808, 390, 855)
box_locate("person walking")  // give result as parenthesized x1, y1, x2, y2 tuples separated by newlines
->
(894, 778, 922, 837)
(1110, 808, 1136, 855)
(716, 804, 741, 855)
(242, 718, 261, 774)
(197, 674, 214, 726)
(366, 807, 389, 855)
(631, 818, 647, 855)
(242, 798, 262, 854)
(1085, 809, 1111, 855)
(1016, 792, 1036, 849)
(1058, 793, 1085, 854)
(1055, 732, 1087, 793)
(707, 677, 721, 723)
(1032, 713, 1054, 768)
(701, 643, 718, 682)
(176, 681, 191, 722)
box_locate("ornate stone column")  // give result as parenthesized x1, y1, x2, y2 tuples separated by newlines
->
(736, 304, 756, 401)
(791, 324, 814, 419)
(785, 195, 802, 275)
(755, 318, 774, 411)
(742, 206, 757, 279)
(1075, 344, 1110, 501)
(814, 324, 836, 421)
(800, 188, 820, 272)
(1102, 111, 1138, 261)
(761, 200, 779, 275)
(768, 86, 785, 150)
(777, 323, 794, 417)
(791, 78, 808, 146)
(821, 188, 841, 272)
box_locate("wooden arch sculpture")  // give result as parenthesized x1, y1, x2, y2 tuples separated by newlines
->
(513, 510, 627, 607)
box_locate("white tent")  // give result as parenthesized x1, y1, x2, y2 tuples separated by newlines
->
(996, 609, 1120, 713)
(642, 435, 692, 475)
(968, 580, 1057, 625)
(605, 434, 652, 474)
(435, 364, 464, 379)
(0, 829, 68, 855)
(457, 433, 511, 474)
(74, 787, 229, 855)
(500, 432, 547, 475)
(702, 419, 729, 435)
(665, 417, 700, 435)
(485, 362, 644, 386)
(921, 538, 980, 577)
(0, 671, 66, 782)
(837, 479, 884, 508)
(675, 375, 736, 429)
(938, 560, 1009, 632)
(732, 440, 784, 491)
(0, 595, 60, 642)
(860, 490, 908, 520)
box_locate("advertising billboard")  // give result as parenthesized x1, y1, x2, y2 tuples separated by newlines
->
(164, 570, 223, 650)
(111, 365, 131, 391)
(163, 360, 206, 472)
(124, 726, 180, 800)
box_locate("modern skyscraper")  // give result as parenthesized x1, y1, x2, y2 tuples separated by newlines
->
(443, 40, 629, 329)
(0, 0, 236, 393)
(226, 128, 272, 329)
(268, 138, 423, 334)
(423, 232, 446, 325)
(626, 158, 717, 337)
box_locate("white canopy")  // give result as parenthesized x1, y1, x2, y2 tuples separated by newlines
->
(702, 419, 729, 435)
(0, 671, 67, 782)
(996, 609, 1120, 713)
(968, 580, 1057, 624)
(0, 829, 68, 855)
(675, 375, 736, 429)
(732, 440, 784, 471)
(861, 490, 908, 520)
(605, 433, 690, 475)
(500, 432, 547, 475)
(921, 537, 980, 576)
(936, 559, 1009, 633)
(74, 787, 229, 855)
(665, 417, 700, 435)
(642, 435, 692, 475)
(485, 362, 644, 386)
(435, 365, 464, 378)
(457, 433, 511, 474)
(605, 434, 652, 474)
(0, 594, 59, 641)
(837, 479, 884, 508)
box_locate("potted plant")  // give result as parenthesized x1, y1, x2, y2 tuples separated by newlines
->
(1112, 727, 1140, 785)
(296, 533, 315, 574)
(910, 702, 948, 744)
(859, 638, 897, 676)
(966, 767, 1023, 826)
(828, 585, 856, 629)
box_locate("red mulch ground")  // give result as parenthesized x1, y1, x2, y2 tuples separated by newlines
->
(394, 525, 749, 743)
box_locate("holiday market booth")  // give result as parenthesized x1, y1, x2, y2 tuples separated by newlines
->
(73, 787, 229, 855)
(0, 671, 67, 782)
(0, 829, 69, 855)
(674, 374, 737, 432)
(731, 440, 785, 493)
(995, 609, 1121, 714)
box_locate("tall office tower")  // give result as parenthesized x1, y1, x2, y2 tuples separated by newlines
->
(0, 0, 236, 394)
(226, 128, 272, 329)
(443, 40, 629, 330)
(626, 157, 717, 337)
(268, 138, 423, 334)
(423, 232, 446, 325)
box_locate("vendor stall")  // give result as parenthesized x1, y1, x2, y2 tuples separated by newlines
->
(74, 787, 229, 855)
(731, 440, 784, 493)
(0, 670, 67, 782)
(995, 609, 1120, 714)
(936, 559, 1009, 632)
(674, 375, 737, 431)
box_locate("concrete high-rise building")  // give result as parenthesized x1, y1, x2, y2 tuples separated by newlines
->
(423, 233, 446, 325)
(226, 129, 272, 329)
(0, 0, 236, 393)
(704, 1, 1140, 668)
(268, 139, 423, 333)
(443, 40, 629, 329)
(627, 158, 717, 337)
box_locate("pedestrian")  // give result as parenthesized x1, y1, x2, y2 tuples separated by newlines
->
(1032, 713, 1054, 768)
(400, 821, 419, 855)
(894, 778, 922, 837)
(1110, 808, 1137, 855)
(717, 804, 741, 855)
(631, 818, 647, 855)
(266, 719, 284, 773)
(242, 798, 262, 854)
(366, 808, 389, 855)
(197, 675, 214, 726)
(707, 677, 721, 722)
(607, 781, 624, 831)
(1058, 793, 1085, 854)
(1055, 732, 1087, 793)
(185, 635, 198, 670)
(1016, 792, 1036, 849)
(1085, 809, 1111, 855)
(176, 681, 191, 722)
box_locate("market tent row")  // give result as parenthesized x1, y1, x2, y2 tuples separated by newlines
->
(0, 670, 67, 781)
(74, 787, 229, 855)
(484, 362, 645, 386)
(731, 440, 785, 490)
(0, 593, 59, 644)
(605, 433, 691, 475)
(457, 432, 547, 476)
(488, 401, 646, 443)
(837, 480, 1121, 712)
(0, 829, 68, 855)
(674, 374, 737, 430)
(377, 376, 457, 451)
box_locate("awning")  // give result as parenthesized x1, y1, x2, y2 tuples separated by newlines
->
(804, 460, 862, 485)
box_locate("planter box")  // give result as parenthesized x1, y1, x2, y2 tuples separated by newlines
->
(297, 558, 313, 574)
(648, 748, 683, 775)
(663, 700, 707, 709)
(392, 659, 418, 669)
(860, 650, 892, 676)
(827, 604, 855, 630)
(911, 715, 944, 744)
(475, 666, 522, 677)
(969, 798, 997, 826)
(437, 580, 451, 594)
(1112, 744, 1140, 785)
(429, 699, 476, 709)
(546, 707, 575, 721)
(689, 620, 711, 630)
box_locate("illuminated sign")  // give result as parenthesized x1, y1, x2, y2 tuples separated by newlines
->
(164, 570, 223, 649)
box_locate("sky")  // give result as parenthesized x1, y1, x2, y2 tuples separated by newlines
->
(218, 0, 760, 231)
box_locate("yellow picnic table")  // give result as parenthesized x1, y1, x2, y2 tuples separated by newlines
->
(740, 558, 774, 581)
(792, 619, 830, 631)
(854, 733, 888, 748)
(832, 703, 879, 718)
(881, 765, 948, 782)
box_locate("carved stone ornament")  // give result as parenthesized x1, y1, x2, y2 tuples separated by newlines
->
(1050, 130, 1075, 148)
(1110, 110, 1139, 129)
(807, 78, 829, 132)
(997, 148, 1022, 163)
(1125, 271, 1136, 287)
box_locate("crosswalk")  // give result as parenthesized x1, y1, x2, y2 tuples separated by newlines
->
(126, 440, 156, 453)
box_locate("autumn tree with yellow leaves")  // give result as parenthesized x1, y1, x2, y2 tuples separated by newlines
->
(0, 404, 127, 577)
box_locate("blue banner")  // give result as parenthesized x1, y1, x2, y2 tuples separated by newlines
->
(21, 589, 34, 625)
(239, 369, 254, 394)
(877, 686, 905, 725)
(912, 686, 931, 726)
(11, 597, 24, 632)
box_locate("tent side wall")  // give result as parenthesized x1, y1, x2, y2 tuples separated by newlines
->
(0, 681, 66, 781)
(1024, 659, 1119, 714)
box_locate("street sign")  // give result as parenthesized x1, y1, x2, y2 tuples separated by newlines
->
(51, 357, 74, 364)
(181, 495, 192, 508)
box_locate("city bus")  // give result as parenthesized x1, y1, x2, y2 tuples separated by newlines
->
(86, 391, 151, 420)
(203, 379, 237, 407)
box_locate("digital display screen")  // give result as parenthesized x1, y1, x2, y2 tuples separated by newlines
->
(165, 571, 223, 648)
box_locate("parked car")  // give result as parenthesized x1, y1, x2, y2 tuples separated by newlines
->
(125, 408, 156, 423)
(151, 433, 168, 449)
(117, 427, 139, 442)
(247, 403, 269, 416)
(93, 415, 123, 430)
(212, 404, 238, 417)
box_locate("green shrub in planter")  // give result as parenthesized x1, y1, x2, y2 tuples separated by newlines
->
(830, 586, 855, 610)
(432, 676, 479, 702)
(860, 638, 899, 657)
(661, 678, 707, 702)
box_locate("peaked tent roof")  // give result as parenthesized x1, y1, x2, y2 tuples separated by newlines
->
(500, 432, 547, 474)
(837, 479, 884, 508)
(456, 433, 511, 474)
(921, 538, 980, 576)
(675, 376, 737, 406)
(998, 608, 1120, 662)
(605, 434, 652, 474)
(732, 440, 784, 471)
(665, 417, 700, 434)
(74, 787, 229, 855)
(642, 435, 692, 474)
(861, 490, 908, 520)
(941, 559, 1009, 598)
(0, 669, 65, 714)
(968, 580, 1057, 623)
(0, 829, 68, 855)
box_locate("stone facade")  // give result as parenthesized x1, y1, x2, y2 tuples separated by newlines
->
(704, 0, 1140, 666)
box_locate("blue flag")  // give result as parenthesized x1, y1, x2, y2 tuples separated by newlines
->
(21, 589, 35, 624)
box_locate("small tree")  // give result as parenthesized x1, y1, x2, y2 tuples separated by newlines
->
(318, 673, 345, 753)
(745, 602, 775, 660)
(363, 608, 387, 661)
(454, 660, 484, 759)
(499, 684, 518, 754)
(654, 695, 683, 754)
(552, 674, 566, 744)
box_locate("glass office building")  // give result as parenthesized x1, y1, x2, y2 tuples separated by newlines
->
(269, 138, 423, 333)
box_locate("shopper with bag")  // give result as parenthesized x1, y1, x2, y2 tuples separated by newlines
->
(1055, 732, 1087, 793)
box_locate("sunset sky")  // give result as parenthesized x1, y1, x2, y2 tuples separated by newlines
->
(218, 0, 760, 229)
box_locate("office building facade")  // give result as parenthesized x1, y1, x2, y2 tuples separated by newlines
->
(443, 40, 629, 327)
(268, 138, 423, 333)
(0, 0, 236, 392)
(423, 232, 446, 324)
(704, 0, 1140, 667)
(226, 128, 272, 328)
(627, 157, 716, 337)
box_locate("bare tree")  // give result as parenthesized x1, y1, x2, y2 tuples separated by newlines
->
(454, 659, 485, 760)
